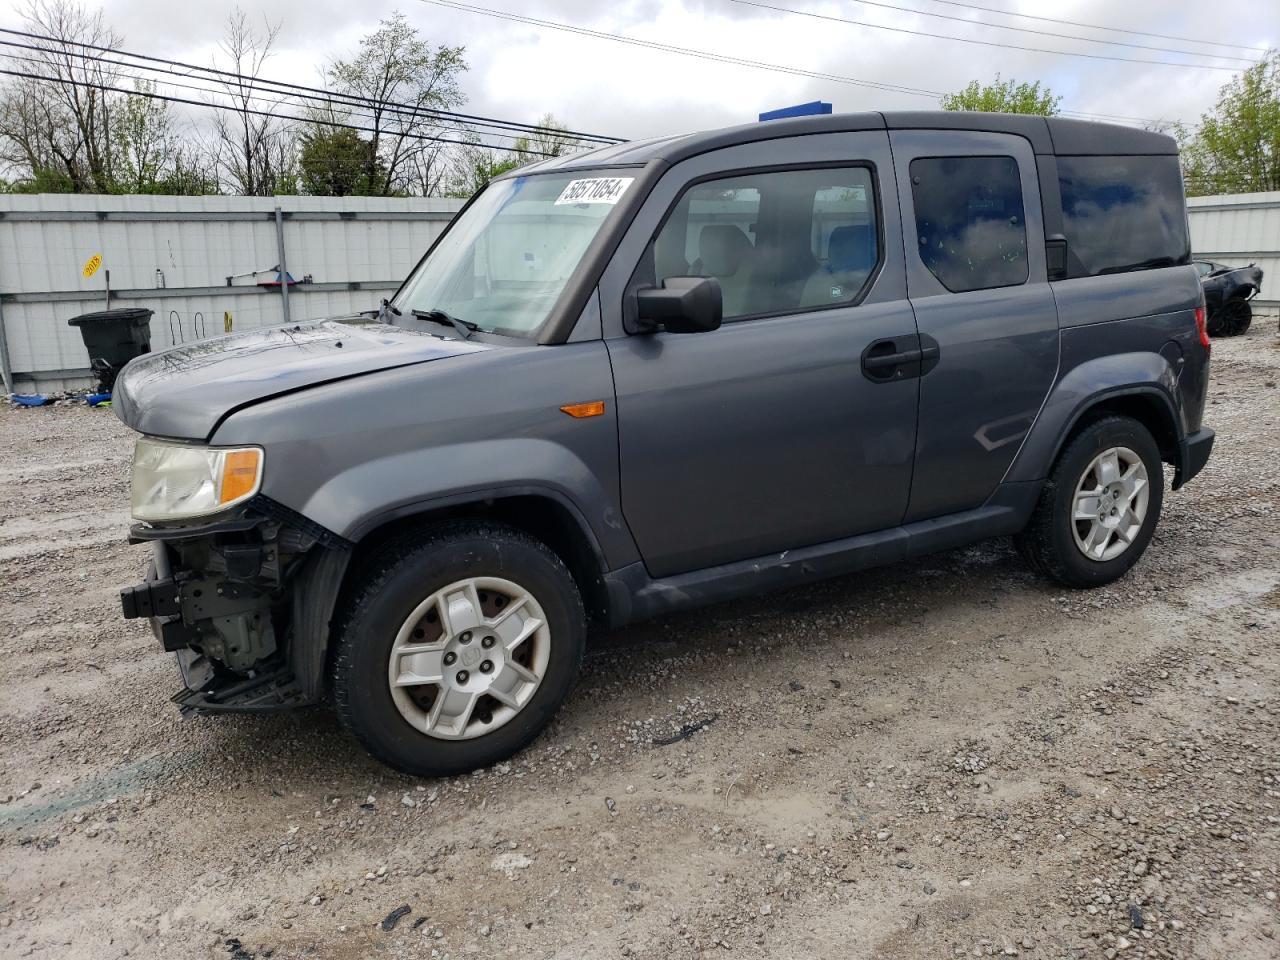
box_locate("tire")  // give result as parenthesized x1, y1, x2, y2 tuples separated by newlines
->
(330, 521, 585, 777)
(1207, 297, 1252, 337)
(1014, 415, 1164, 589)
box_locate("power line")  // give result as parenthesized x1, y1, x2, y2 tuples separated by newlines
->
(0, 66, 563, 157)
(0, 26, 624, 145)
(917, 0, 1264, 54)
(416, 0, 1168, 126)
(765, 0, 1262, 64)
(729, 0, 1246, 71)
(0, 40, 571, 148)
(416, 0, 954, 98)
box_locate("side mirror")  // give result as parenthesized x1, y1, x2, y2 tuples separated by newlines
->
(635, 277, 723, 334)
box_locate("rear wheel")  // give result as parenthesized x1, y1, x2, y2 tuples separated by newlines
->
(1207, 297, 1252, 337)
(1015, 416, 1164, 588)
(331, 521, 585, 777)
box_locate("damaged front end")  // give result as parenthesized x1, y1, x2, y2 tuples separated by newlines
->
(121, 499, 350, 715)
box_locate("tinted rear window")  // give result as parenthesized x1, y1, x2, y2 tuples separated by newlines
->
(1058, 155, 1190, 278)
(910, 156, 1028, 293)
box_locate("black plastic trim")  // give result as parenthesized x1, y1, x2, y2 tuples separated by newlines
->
(1174, 427, 1214, 490)
(603, 481, 1041, 628)
(248, 495, 351, 550)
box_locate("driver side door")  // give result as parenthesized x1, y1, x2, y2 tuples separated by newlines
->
(598, 133, 921, 579)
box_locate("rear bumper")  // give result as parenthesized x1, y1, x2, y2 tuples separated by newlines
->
(1174, 427, 1214, 489)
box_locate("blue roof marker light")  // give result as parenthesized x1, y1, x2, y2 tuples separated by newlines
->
(759, 101, 833, 122)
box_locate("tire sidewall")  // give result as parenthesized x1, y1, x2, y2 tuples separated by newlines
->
(1047, 419, 1164, 587)
(336, 532, 584, 776)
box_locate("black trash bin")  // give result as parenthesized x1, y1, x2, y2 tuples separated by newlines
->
(67, 307, 154, 392)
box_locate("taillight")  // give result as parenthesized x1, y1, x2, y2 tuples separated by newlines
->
(1194, 305, 1211, 351)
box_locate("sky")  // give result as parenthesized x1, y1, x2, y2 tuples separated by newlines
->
(2, 0, 1278, 148)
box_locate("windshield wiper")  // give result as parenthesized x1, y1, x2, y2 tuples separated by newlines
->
(377, 298, 402, 323)
(411, 308, 479, 340)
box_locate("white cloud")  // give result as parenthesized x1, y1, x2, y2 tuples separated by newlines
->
(1, 0, 1275, 143)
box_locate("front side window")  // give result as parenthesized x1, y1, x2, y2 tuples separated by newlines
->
(1058, 155, 1189, 278)
(910, 156, 1028, 293)
(649, 166, 879, 321)
(393, 171, 636, 336)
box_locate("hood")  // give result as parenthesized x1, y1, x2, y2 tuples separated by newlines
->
(114, 317, 490, 439)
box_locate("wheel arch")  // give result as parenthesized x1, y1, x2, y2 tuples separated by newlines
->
(342, 488, 613, 630)
(1063, 390, 1181, 467)
(1006, 352, 1187, 490)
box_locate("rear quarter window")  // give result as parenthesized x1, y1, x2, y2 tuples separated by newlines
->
(910, 156, 1028, 294)
(1058, 155, 1190, 278)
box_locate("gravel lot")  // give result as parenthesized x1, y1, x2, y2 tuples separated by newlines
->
(1, 330, 1278, 960)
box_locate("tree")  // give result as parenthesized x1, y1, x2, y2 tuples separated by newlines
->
(322, 12, 467, 196)
(211, 8, 296, 196)
(941, 75, 1061, 116)
(299, 125, 385, 196)
(0, 2, 207, 194)
(445, 144, 522, 198)
(0, 1, 124, 191)
(110, 80, 199, 194)
(514, 113, 586, 159)
(443, 114, 586, 198)
(1181, 49, 1279, 196)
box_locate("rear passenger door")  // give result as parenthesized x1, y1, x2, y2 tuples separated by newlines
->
(890, 131, 1059, 522)
(599, 132, 920, 579)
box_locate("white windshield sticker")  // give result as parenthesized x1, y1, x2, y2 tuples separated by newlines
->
(555, 177, 635, 205)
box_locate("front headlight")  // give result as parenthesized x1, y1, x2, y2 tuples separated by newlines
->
(131, 438, 264, 522)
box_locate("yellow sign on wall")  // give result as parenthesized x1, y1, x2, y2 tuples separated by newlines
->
(82, 254, 103, 279)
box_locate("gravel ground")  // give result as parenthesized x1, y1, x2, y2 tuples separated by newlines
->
(1, 330, 1278, 960)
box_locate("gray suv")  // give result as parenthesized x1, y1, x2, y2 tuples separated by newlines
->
(116, 112, 1214, 776)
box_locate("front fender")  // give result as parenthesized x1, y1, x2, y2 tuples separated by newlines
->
(304, 437, 625, 550)
(209, 341, 641, 571)
(1004, 351, 1182, 484)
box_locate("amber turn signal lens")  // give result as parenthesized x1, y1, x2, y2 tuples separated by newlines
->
(560, 400, 606, 419)
(220, 449, 262, 503)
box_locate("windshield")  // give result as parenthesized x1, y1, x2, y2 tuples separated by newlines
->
(391, 170, 637, 337)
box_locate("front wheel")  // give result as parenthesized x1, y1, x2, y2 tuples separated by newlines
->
(1014, 416, 1164, 588)
(330, 521, 585, 777)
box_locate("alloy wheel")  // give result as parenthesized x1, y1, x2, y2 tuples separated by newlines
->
(1071, 446, 1150, 562)
(387, 576, 550, 740)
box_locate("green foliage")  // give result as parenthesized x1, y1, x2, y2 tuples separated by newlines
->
(1182, 49, 1280, 196)
(299, 125, 387, 196)
(445, 151, 522, 199)
(0, 167, 77, 193)
(941, 75, 1061, 116)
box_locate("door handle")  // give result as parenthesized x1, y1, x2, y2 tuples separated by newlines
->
(862, 336, 927, 381)
(861, 335, 942, 381)
(863, 348, 922, 370)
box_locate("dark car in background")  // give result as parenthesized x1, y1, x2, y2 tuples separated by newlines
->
(112, 112, 1214, 777)
(1195, 259, 1264, 336)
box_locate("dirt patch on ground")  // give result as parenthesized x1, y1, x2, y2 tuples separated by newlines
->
(1, 330, 1278, 960)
